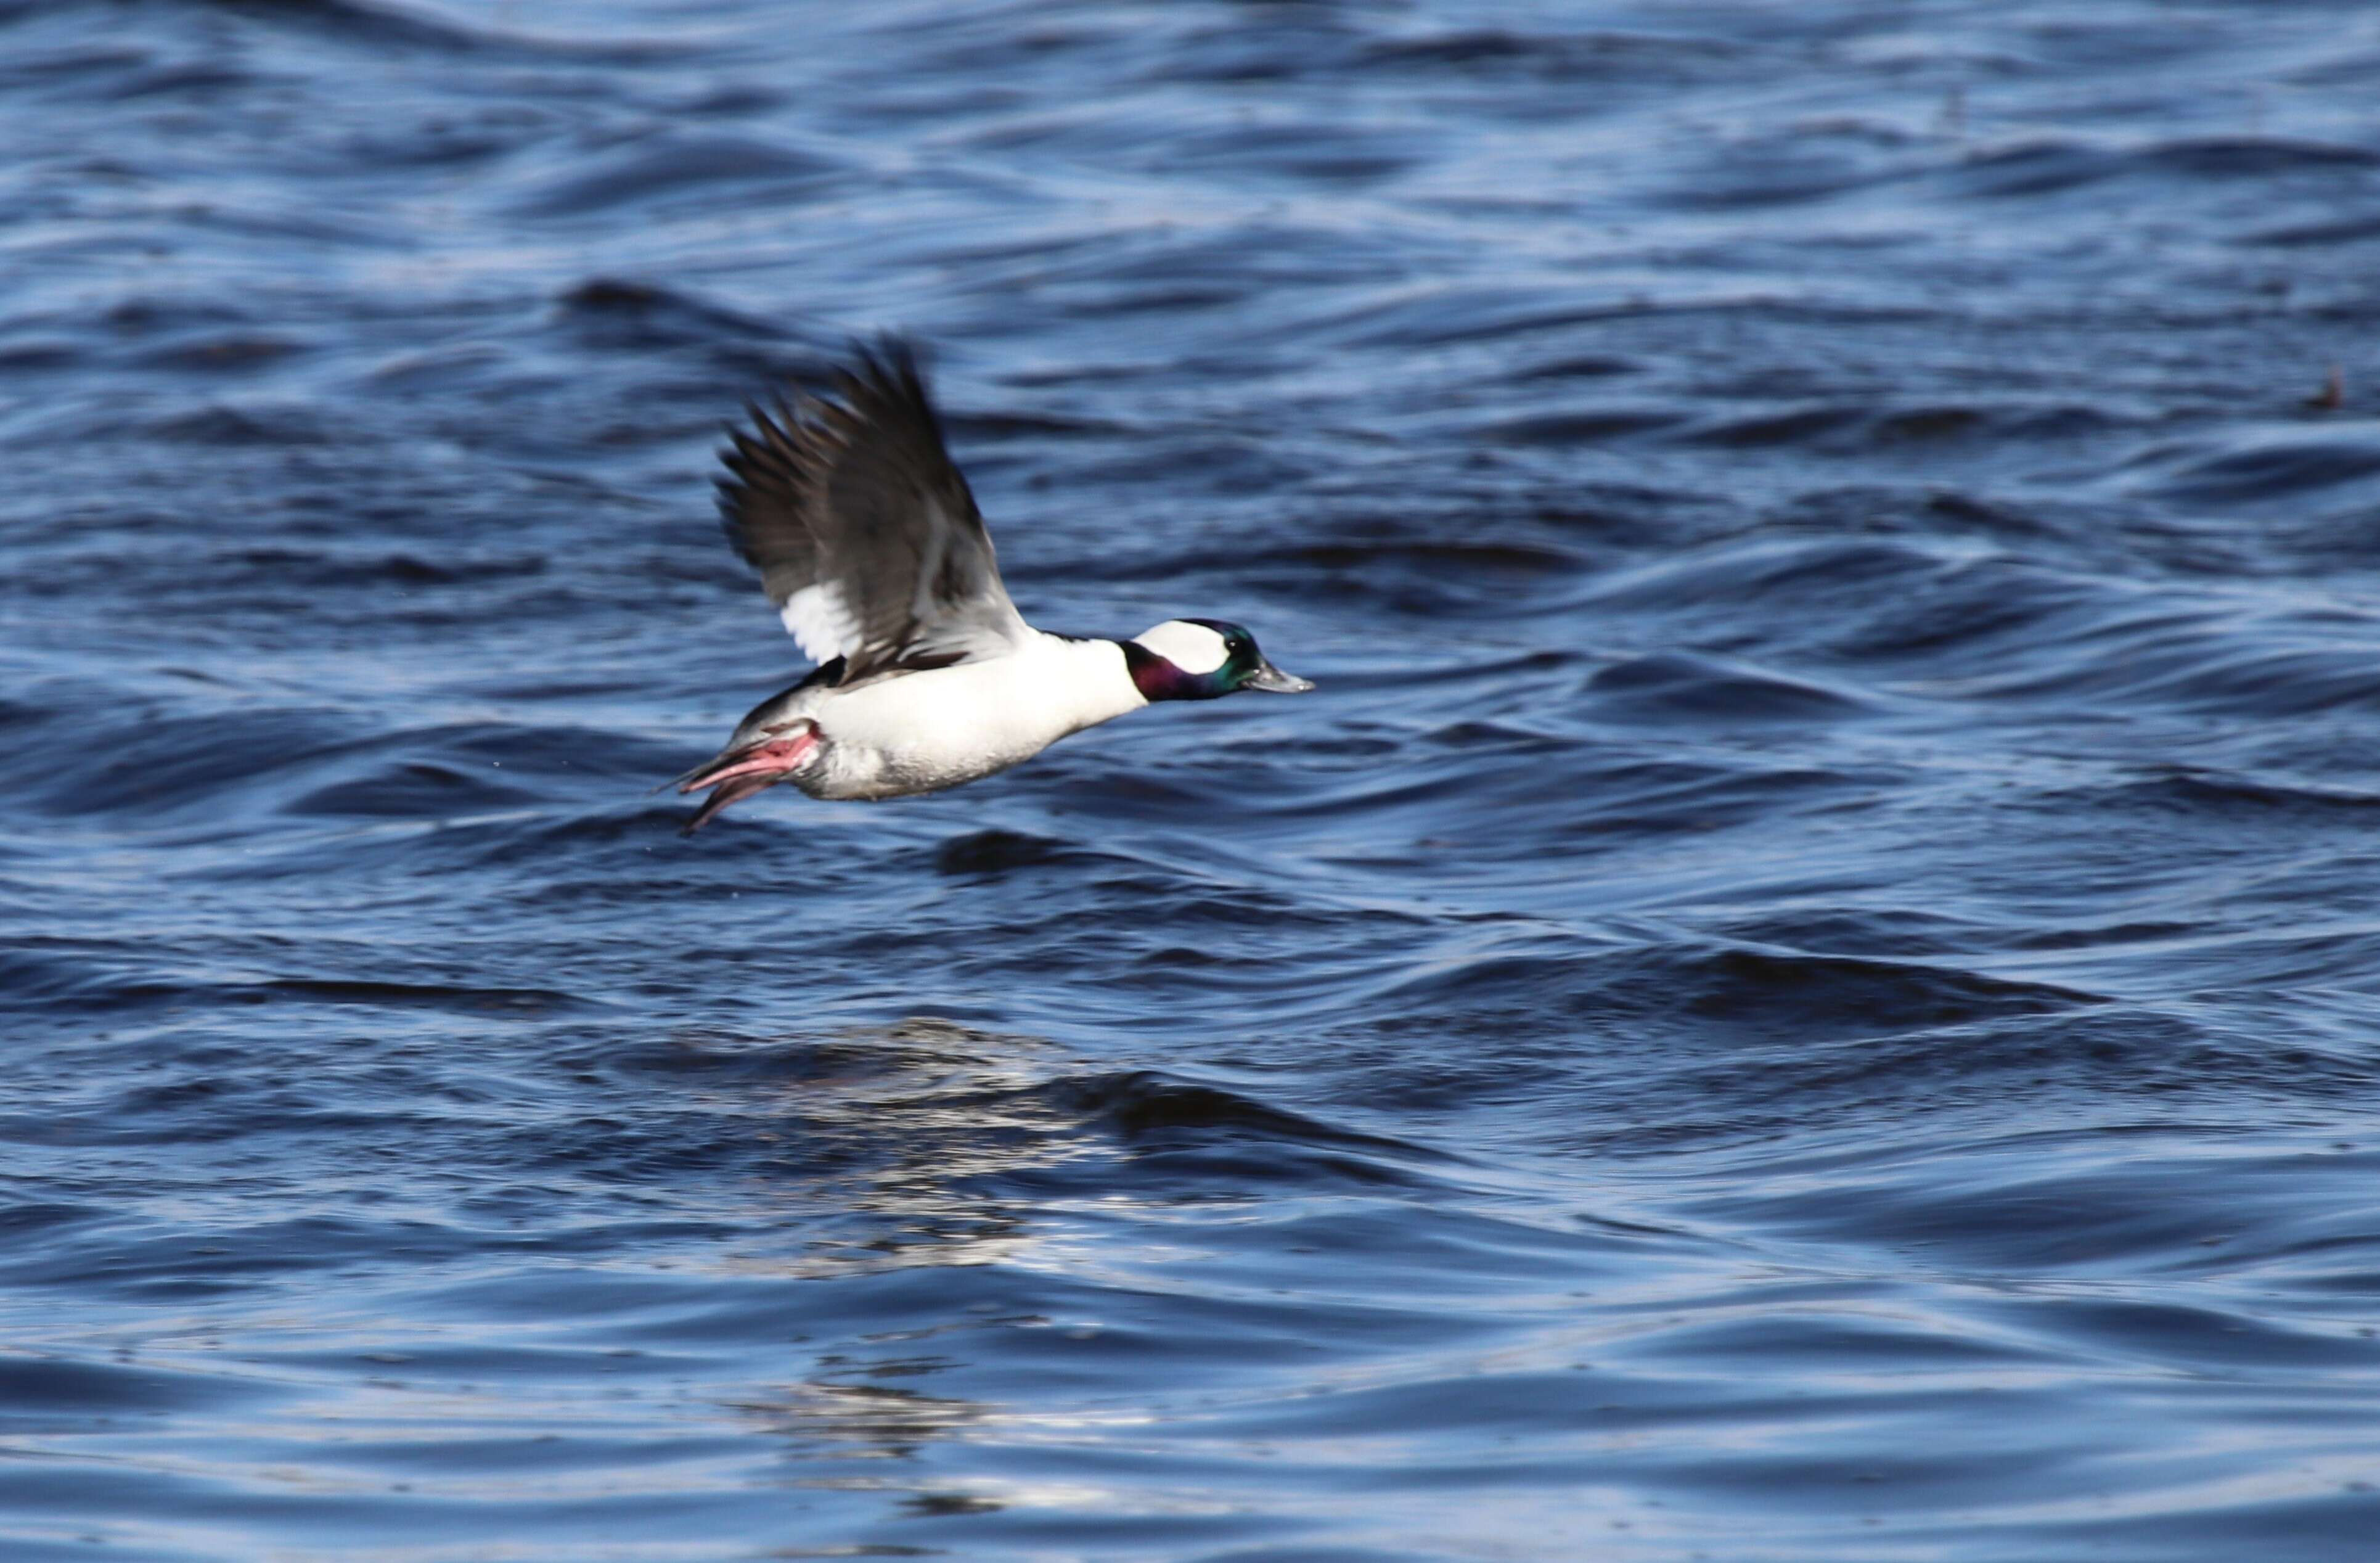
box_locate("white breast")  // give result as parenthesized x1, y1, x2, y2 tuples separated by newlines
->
(803, 633, 1145, 799)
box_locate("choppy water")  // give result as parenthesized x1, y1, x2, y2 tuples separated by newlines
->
(7, 1, 2380, 1557)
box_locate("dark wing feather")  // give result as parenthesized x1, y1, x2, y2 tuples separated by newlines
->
(715, 340, 1029, 678)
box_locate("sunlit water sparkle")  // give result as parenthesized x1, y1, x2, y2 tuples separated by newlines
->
(7, 1, 2380, 1559)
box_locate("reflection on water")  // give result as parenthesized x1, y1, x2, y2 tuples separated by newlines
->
(8, 0, 2380, 1556)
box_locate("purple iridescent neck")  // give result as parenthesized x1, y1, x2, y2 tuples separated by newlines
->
(1119, 639, 1225, 702)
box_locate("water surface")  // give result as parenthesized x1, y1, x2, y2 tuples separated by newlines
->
(7, 1, 2380, 1557)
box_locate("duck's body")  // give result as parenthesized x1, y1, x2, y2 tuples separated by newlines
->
(673, 343, 1309, 831)
(714, 632, 1143, 803)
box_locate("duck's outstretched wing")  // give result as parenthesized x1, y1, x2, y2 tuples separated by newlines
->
(716, 340, 1030, 679)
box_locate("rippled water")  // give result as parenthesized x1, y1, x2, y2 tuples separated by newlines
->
(8, 1, 2380, 1557)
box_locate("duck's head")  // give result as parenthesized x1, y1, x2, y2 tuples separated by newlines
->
(1125, 618, 1314, 702)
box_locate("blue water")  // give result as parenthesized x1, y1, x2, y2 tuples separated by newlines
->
(7, 1, 2380, 1557)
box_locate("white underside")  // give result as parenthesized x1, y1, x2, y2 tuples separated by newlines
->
(771, 633, 1148, 800)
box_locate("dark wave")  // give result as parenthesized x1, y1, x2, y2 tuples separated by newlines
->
(7, 0, 2380, 1555)
(514, 135, 851, 221)
(1585, 652, 1868, 725)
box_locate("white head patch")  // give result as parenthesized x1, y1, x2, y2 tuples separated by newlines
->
(1134, 620, 1231, 675)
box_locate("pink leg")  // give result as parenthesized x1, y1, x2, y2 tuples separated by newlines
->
(684, 771, 784, 833)
(676, 724, 821, 794)
(677, 723, 821, 832)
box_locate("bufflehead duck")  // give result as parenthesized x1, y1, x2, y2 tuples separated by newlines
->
(673, 342, 1312, 831)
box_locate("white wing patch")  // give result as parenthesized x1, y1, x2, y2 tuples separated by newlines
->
(780, 583, 859, 663)
(1134, 620, 1230, 675)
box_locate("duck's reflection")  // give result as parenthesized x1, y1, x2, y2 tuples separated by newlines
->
(679, 1015, 1087, 1501)
(734, 1377, 987, 1463)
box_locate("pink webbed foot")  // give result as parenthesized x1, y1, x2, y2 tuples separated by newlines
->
(676, 724, 820, 832)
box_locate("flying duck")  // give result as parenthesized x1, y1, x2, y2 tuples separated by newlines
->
(672, 342, 1312, 831)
